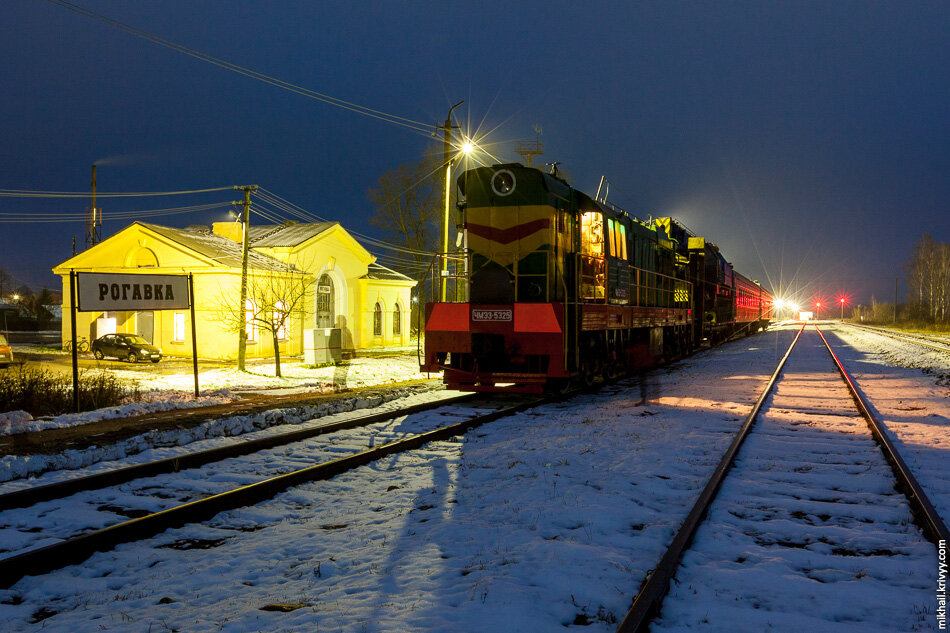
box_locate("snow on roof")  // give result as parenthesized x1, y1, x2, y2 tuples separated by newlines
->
(249, 222, 337, 248)
(361, 262, 414, 282)
(139, 223, 296, 272)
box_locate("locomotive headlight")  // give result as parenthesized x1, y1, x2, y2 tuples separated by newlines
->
(491, 169, 516, 196)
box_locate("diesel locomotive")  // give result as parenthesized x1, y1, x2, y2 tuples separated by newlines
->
(421, 163, 772, 392)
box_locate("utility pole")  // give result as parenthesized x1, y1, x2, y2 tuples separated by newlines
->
(85, 165, 101, 249)
(438, 101, 463, 301)
(234, 185, 258, 371)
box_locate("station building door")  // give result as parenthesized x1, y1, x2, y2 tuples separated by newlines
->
(316, 274, 335, 328)
(136, 311, 154, 343)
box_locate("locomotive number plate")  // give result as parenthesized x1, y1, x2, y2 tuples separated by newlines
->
(472, 309, 513, 322)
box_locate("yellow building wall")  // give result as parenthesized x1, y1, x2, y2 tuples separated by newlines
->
(356, 279, 414, 348)
(55, 222, 415, 360)
(253, 225, 414, 350)
(55, 225, 304, 361)
(58, 269, 304, 360)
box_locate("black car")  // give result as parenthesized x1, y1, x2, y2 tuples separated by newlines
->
(92, 334, 163, 363)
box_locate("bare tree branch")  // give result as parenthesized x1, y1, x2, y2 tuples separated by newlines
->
(211, 258, 315, 376)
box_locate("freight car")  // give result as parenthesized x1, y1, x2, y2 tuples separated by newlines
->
(421, 163, 772, 392)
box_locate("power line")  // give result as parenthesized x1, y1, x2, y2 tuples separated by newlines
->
(0, 187, 233, 198)
(254, 188, 440, 258)
(0, 202, 231, 222)
(47, 0, 438, 137)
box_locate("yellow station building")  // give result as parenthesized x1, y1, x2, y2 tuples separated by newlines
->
(53, 221, 416, 359)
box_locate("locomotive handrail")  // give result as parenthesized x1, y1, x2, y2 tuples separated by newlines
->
(416, 251, 468, 369)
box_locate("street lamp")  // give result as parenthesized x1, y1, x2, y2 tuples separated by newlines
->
(440, 101, 464, 302)
(816, 301, 821, 320)
(840, 297, 845, 320)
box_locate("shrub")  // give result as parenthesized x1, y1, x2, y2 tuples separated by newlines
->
(0, 367, 141, 417)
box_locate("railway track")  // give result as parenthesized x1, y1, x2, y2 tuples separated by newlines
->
(617, 324, 948, 632)
(0, 393, 543, 588)
(0, 325, 751, 592)
(0, 325, 770, 596)
(843, 322, 950, 355)
(0, 391, 476, 511)
(1, 326, 813, 630)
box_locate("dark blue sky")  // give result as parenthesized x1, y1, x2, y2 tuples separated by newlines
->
(2, 0, 947, 307)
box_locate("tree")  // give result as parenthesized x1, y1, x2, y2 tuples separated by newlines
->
(905, 233, 950, 322)
(367, 154, 443, 264)
(366, 153, 444, 330)
(0, 268, 13, 299)
(213, 263, 315, 377)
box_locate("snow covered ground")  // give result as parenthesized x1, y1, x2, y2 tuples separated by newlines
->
(0, 384, 443, 484)
(0, 328, 792, 631)
(0, 351, 433, 436)
(0, 323, 945, 632)
(653, 328, 937, 633)
(829, 324, 950, 522)
(0, 391, 491, 559)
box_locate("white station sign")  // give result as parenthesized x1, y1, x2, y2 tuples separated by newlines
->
(76, 272, 191, 312)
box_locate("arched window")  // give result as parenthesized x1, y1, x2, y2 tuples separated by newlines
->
(245, 299, 257, 342)
(373, 302, 383, 336)
(274, 300, 288, 340)
(393, 304, 401, 336)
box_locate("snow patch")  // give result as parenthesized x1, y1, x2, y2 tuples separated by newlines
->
(0, 385, 439, 483)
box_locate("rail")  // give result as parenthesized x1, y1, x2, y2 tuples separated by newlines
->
(842, 322, 950, 355)
(616, 323, 805, 632)
(615, 323, 948, 632)
(815, 326, 949, 544)
(0, 393, 478, 512)
(0, 395, 546, 589)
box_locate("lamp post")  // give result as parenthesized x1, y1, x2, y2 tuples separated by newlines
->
(840, 298, 845, 320)
(816, 301, 820, 320)
(440, 101, 463, 302)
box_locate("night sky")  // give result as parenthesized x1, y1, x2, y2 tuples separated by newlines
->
(2, 0, 947, 308)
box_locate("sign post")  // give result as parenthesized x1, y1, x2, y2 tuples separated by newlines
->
(73, 272, 197, 409)
(70, 270, 79, 413)
(189, 274, 199, 398)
